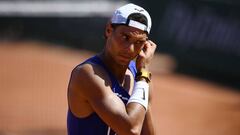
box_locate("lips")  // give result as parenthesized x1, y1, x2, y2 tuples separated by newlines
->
(117, 54, 133, 63)
(119, 54, 132, 60)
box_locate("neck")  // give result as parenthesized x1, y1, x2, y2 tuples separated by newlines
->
(98, 51, 129, 84)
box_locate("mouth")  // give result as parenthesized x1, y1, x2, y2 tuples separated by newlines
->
(118, 54, 132, 62)
(119, 54, 132, 59)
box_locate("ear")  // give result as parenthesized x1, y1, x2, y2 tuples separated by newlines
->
(105, 22, 113, 38)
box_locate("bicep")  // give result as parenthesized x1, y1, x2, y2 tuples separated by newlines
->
(89, 87, 132, 129)
(71, 65, 139, 134)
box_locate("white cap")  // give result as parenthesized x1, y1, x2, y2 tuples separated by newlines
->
(111, 3, 152, 34)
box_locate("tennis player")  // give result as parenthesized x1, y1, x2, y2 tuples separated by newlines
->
(67, 3, 157, 135)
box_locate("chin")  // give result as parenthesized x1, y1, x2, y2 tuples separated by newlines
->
(113, 55, 132, 66)
(117, 59, 131, 66)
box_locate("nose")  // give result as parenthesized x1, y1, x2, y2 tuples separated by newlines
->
(124, 42, 135, 54)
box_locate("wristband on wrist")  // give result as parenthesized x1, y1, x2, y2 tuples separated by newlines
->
(127, 81, 149, 110)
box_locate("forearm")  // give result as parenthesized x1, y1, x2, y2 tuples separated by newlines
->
(125, 80, 149, 134)
(125, 103, 146, 135)
(125, 80, 154, 135)
(141, 104, 155, 135)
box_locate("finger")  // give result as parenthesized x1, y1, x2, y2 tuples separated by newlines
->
(147, 40, 157, 52)
(138, 49, 146, 57)
(148, 40, 157, 49)
(145, 40, 152, 48)
(144, 42, 154, 56)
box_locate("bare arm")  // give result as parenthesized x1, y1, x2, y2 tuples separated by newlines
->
(68, 64, 146, 135)
(141, 104, 155, 135)
(137, 40, 156, 135)
(68, 40, 156, 135)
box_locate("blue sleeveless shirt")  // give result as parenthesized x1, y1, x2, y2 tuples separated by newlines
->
(67, 55, 137, 135)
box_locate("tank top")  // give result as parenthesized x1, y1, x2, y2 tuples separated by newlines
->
(67, 55, 137, 135)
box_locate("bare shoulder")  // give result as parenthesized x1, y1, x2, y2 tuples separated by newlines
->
(68, 62, 112, 117)
(70, 63, 112, 89)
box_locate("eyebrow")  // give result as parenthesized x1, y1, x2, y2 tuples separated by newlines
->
(121, 32, 148, 40)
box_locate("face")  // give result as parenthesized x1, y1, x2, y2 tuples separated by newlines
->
(105, 24, 148, 66)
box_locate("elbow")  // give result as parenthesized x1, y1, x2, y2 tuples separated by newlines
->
(129, 127, 141, 135)
(119, 126, 141, 135)
(117, 119, 143, 135)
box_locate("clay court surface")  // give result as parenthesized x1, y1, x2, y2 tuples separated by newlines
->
(0, 41, 240, 135)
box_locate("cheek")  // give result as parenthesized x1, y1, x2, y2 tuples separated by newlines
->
(135, 44, 144, 53)
(111, 37, 124, 51)
(106, 38, 120, 55)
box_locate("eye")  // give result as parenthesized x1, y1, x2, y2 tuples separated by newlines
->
(122, 34, 129, 41)
(135, 40, 145, 45)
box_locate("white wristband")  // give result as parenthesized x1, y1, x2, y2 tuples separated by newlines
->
(127, 81, 149, 110)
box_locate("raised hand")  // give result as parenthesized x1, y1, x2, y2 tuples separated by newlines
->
(136, 40, 157, 71)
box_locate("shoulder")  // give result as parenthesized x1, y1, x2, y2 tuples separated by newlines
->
(68, 62, 113, 117)
(68, 62, 114, 99)
(70, 63, 112, 88)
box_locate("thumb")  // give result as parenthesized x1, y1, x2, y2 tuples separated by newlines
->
(138, 49, 146, 58)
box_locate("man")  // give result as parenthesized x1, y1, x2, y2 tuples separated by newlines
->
(67, 3, 157, 135)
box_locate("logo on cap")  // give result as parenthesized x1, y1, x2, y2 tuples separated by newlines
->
(134, 8, 144, 12)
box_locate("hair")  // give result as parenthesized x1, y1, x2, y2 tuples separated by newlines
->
(127, 13, 148, 26)
(104, 13, 148, 39)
